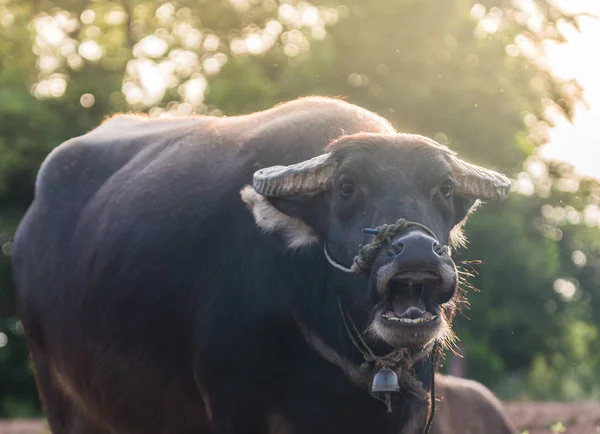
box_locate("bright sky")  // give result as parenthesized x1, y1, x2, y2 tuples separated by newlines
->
(541, 0, 600, 179)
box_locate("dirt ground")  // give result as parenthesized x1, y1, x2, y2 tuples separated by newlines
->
(1, 402, 599, 433)
(0, 420, 47, 434)
(504, 402, 600, 434)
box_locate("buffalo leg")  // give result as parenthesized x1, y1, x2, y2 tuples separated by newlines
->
(197, 379, 265, 434)
(209, 404, 265, 434)
(31, 354, 108, 434)
(31, 355, 73, 433)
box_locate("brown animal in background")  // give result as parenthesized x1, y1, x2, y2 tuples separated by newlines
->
(430, 374, 518, 434)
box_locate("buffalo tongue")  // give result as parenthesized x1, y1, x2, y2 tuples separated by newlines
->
(392, 296, 426, 318)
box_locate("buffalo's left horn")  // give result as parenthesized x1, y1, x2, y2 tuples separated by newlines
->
(253, 153, 336, 197)
(450, 157, 511, 201)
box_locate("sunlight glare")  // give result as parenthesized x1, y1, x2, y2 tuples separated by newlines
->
(49, 74, 67, 97)
(0, 10, 13, 27)
(279, 4, 301, 28)
(321, 7, 339, 25)
(156, 3, 175, 22)
(78, 39, 103, 61)
(505, 44, 519, 57)
(571, 250, 587, 268)
(86, 25, 101, 39)
(33, 73, 68, 99)
(557, 177, 580, 193)
(266, 20, 283, 35)
(477, 15, 500, 34)
(202, 57, 221, 75)
(230, 38, 246, 55)
(169, 49, 199, 75)
(181, 75, 207, 105)
(138, 60, 167, 104)
(59, 40, 76, 57)
(35, 16, 66, 47)
(246, 33, 264, 54)
(526, 14, 543, 33)
(300, 5, 320, 27)
(583, 205, 600, 227)
(123, 84, 144, 105)
(514, 34, 536, 58)
(135, 35, 169, 59)
(55, 11, 78, 33)
(105, 8, 127, 26)
(229, 0, 250, 13)
(470, 4, 486, 20)
(283, 43, 299, 57)
(181, 28, 202, 49)
(203, 35, 220, 51)
(67, 54, 84, 70)
(38, 55, 60, 72)
(311, 26, 326, 40)
(513, 172, 535, 196)
(525, 156, 548, 180)
(80, 10, 95, 25)
(80, 93, 95, 108)
(553, 278, 577, 301)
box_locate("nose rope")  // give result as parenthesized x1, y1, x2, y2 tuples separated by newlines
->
(324, 244, 354, 273)
(325, 220, 446, 432)
(324, 219, 448, 275)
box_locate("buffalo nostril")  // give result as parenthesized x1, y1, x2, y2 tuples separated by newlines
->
(434, 242, 449, 256)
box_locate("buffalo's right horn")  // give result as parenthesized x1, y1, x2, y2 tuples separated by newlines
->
(253, 153, 336, 197)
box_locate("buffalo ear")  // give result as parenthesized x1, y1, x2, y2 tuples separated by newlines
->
(454, 195, 479, 224)
(449, 195, 480, 249)
(240, 186, 320, 250)
(268, 193, 328, 234)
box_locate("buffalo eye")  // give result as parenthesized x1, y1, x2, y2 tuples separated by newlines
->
(339, 179, 356, 198)
(439, 179, 454, 198)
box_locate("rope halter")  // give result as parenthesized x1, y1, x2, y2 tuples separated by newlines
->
(323, 218, 448, 432)
(324, 218, 449, 274)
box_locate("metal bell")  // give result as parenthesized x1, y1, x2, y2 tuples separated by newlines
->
(370, 368, 400, 393)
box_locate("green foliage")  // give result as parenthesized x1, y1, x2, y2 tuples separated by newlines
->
(0, 0, 598, 415)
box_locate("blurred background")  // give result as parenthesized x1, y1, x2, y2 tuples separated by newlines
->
(0, 0, 599, 430)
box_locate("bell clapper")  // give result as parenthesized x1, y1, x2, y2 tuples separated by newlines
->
(384, 392, 392, 413)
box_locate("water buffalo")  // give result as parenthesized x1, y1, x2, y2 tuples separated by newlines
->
(431, 375, 517, 434)
(12, 97, 510, 434)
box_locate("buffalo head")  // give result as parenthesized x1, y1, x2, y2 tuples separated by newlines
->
(241, 133, 509, 351)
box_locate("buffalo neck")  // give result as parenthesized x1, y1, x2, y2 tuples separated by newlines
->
(288, 250, 437, 403)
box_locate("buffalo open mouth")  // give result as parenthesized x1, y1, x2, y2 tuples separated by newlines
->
(380, 274, 440, 327)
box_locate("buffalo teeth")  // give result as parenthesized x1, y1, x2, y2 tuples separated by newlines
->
(383, 315, 437, 324)
(383, 314, 439, 323)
